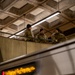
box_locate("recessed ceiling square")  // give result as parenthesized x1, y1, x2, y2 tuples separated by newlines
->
(30, 8, 44, 16)
(13, 20, 24, 26)
(70, 6, 75, 11)
(1, 28, 8, 32)
(0, 13, 8, 19)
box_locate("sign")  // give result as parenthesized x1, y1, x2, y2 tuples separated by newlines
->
(2, 62, 37, 75)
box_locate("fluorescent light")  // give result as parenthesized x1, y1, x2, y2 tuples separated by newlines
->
(32, 11, 60, 27)
(54, 0, 61, 2)
(9, 30, 25, 38)
(16, 30, 25, 35)
(47, 16, 59, 23)
(9, 35, 16, 38)
(9, 11, 60, 38)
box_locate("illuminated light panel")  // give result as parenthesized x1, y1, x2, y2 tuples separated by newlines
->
(54, 0, 61, 2)
(9, 30, 25, 38)
(2, 71, 4, 75)
(9, 35, 16, 38)
(46, 16, 59, 23)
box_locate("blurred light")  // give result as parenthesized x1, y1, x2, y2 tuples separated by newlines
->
(32, 11, 60, 27)
(16, 30, 25, 35)
(9, 11, 60, 38)
(2, 71, 4, 75)
(54, 0, 61, 2)
(4, 66, 35, 75)
(9, 35, 16, 38)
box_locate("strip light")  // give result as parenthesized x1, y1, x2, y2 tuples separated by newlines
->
(32, 11, 60, 27)
(10, 30, 25, 38)
(9, 11, 60, 38)
(16, 30, 25, 35)
(10, 35, 16, 38)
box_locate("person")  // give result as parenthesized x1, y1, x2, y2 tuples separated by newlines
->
(51, 29, 67, 43)
(36, 28, 47, 43)
(24, 24, 34, 41)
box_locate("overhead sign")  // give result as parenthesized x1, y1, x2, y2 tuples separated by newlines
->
(2, 62, 37, 75)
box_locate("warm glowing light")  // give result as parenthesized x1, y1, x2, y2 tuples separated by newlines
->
(2, 71, 4, 75)
(4, 66, 35, 75)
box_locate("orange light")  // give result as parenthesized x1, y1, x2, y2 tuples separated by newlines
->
(4, 66, 35, 75)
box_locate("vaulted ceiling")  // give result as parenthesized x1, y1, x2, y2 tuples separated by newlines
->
(0, 0, 75, 39)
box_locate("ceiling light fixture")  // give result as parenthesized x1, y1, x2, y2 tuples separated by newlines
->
(10, 35, 16, 38)
(32, 11, 60, 27)
(9, 11, 60, 38)
(9, 30, 25, 38)
(16, 30, 25, 35)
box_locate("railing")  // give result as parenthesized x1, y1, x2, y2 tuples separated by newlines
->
(0, 39, 75, 75)
(0, 35, 53, 62)
(0, 31, 74, 63)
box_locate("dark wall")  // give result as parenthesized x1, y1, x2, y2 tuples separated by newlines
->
(0, 49, 3, 62)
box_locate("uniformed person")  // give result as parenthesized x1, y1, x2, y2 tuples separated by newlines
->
(24, 24, 34, 41)
(36, 28, 47, 43)
(51, 29, 67, 43)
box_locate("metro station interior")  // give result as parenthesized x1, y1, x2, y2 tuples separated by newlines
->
(0, 0, 75, 75)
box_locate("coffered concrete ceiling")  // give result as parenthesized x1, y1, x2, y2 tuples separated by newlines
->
(0, 0, 75, 39)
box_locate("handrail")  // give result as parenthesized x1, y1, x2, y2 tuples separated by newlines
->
(0, 39, 75, 65)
